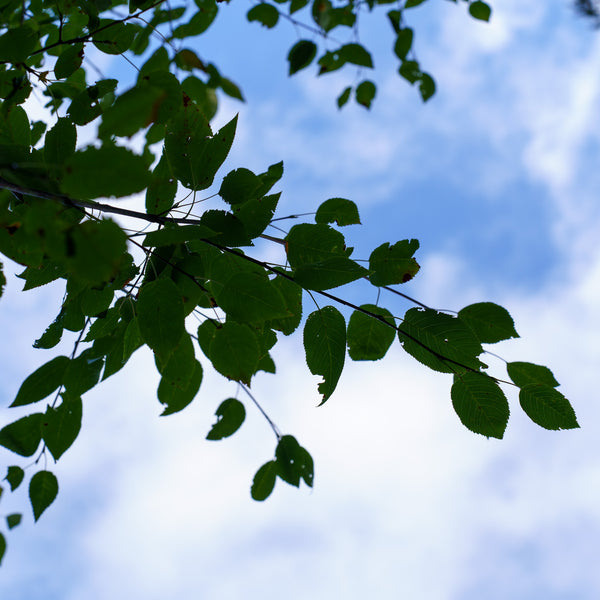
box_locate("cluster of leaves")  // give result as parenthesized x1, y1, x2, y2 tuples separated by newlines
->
(0, 0, 575, 567)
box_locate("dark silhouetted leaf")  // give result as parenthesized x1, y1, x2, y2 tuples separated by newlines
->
(209, 321, 261, 384)
(519, 384, 579, 430)
(247, 3, 279, 28)
(356, 80, 376, 108)
(451, 373, 509, 439)
(293, 256, 367, 290)
(458, 302, 519, 344)
(42, 394, 82, 460)
(251, 461, 277, 500)
(219, 168, 261, 205)
(62, 146, 150, 199)
(394, 28, 413, 60)
(304, 306, 346, 403)
(286, 223, 347, 267)
(206, 398, 246, 440)
(29, 470, 59, 521)
(137, 278, 185, 363)
(507, 362, 559, 388)
(369, 239, 420, 286)
(347, 304, 396, 360)
(6, 513, 21, 530)
(315, 197, 360, 226)
(0, 414, 43, 457)
(5, 466, 25, 491)
(337, 86, 352, 108)
(288, 40, 317, 75)
(398, 308, 485, 373)
(419, 72, 435, 101)
(469, 0, 491, 21)
(11, 356, 70, 407)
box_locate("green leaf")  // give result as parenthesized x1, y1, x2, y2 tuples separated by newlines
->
(42, 394, 83, 460)
(62, 146, 150, 199)
(507, 362, 560, 388)
(11, 356, 70, 407)
(29, 470, 59, 522)
(399, 59, 421, 84)
(394, 28, 413, 60)
(286, 223, 347, 267)
(0, 261, 5, 297)
(268, 273, 303, 335)
(209, 321, 262, 384)
(6, 513, 21, 530)
(34, 317, 64, 349)
(142, 224, 215, 247)
(165, 111, 237, 191)
(92, 21, 136, 55)
(347, 304, 396, 360)
(199, 210, 251, 246)
(181, 77, 218, 121)
(340, 43, 373, 68)
(451, 373, 509, 439)
(369, 239, 420, 286)
(398, 308, 485, 374)
(206, 398, 246, 440)
(54, 43, 84, 79)
(251, 460, 277, 501)
(0, 533, 5, 566)
(315, 197, 360, 226)
(458, 302, 519, 344)
(288, 40, 317, 75)
(172, 0, 218, 37)
(519, 384, 579, 431)
(214, 271, 287, 322)
(137, 278, 185, 363)
(219, 168, 261, 205)
(145, 154, 177, 216)
(247, 3, 280, 28)
(304, 306, 346, 403)
(158, 358, 203, 416)
(293, 256, 367, 290)
(44, 117, 77, 168)
(66, 219, 128, 285)
(5, 466, 25, 491)
(290, 0, 309, 13)
(337, 86, 352, 108)
(405, 0, 428, 7)
(0, 414, 43, 457)
(275, 435, 313, 487)
(469, 0, 491, 22)
(0, 25, 37, 64)
(63, 350, 103, 395)
(234, 193, 280, 238)
(419, 72, 436, 102)
(100, 85, 166, 138)
(155, 326, 195, 382)
(355, 80, 376, 108)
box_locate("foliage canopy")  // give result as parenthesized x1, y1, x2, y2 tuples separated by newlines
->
(0, 0, 579, 566)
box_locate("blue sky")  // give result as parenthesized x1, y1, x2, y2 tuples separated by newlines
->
(2, 0, 600, 598)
